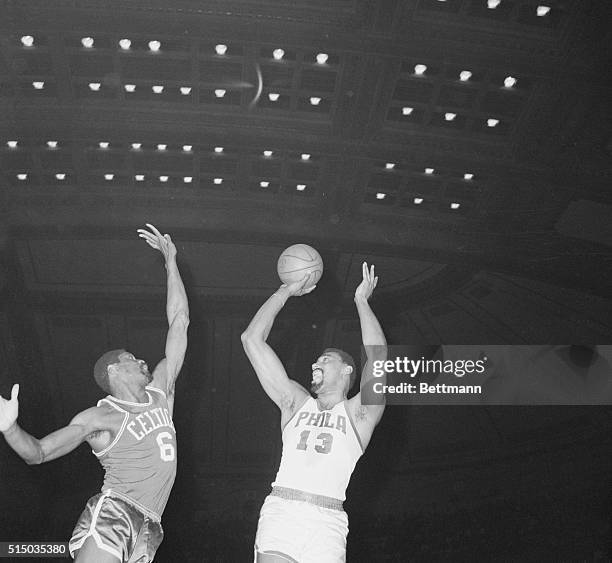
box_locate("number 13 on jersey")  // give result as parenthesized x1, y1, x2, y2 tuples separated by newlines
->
(296, 430, 333, 454)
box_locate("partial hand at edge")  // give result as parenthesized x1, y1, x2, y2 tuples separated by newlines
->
(0, 384, 19, 433)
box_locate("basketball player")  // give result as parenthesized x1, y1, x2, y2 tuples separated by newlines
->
(241, 262, 387, 562)
(0, 224, 189, 563)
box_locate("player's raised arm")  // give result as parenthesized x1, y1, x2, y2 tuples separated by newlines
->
(241, 276, 315, 411)
(138, 224, 190, 397)
(350, 262, 387, 427)
(1, 384, 108, 465)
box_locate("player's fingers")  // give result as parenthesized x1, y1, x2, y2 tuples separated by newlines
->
(145, 223, 164, 239)
(138, 231, 155, 242)
(139, 236, 159, 248)
(11, 384, 19, 400)
(300, 273, 313, 287)
(370, 264, 375, 279)
(362, 261, 368, 280)
(373, 276, 378, 288)
(140, 236, 158, 246)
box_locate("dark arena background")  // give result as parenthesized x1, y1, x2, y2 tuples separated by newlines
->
(1, 1, 611, 561)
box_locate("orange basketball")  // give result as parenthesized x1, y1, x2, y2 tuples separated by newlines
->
(277, 244, 323, 286)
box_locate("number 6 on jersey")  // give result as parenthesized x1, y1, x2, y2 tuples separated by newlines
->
(156, 431, 175, 461)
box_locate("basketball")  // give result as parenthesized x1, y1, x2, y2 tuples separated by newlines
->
(277, 244, 323, 286)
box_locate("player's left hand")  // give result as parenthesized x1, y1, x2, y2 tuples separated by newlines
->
(0, 384, 19, 433)
(137, 223, 177, 263)
(355, 262, 378, 302)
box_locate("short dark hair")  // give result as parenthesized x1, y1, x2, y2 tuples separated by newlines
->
(323, 348, 357, 392)
(93, 349, 125, 394)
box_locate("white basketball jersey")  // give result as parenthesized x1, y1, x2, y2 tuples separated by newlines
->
(272, 397, 364, 500)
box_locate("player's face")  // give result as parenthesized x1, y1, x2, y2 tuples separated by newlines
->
(311, 352, 345, 393)
(115, 352, 152, 385)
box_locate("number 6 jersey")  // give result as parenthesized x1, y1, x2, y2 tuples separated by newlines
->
(93, 386, 177, 518)
(272, 397, 364, 501)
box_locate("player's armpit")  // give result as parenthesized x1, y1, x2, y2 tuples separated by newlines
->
(351, 399, 384, 423)
(343, 396, 384, 451)
(354, 403, 369, 422)
(278, 392, 296, 411)
(279, 381, 310, 411)
(151, 359, 171, 395)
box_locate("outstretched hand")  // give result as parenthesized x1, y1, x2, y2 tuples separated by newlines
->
(137, 223, 177, 263)
(282, 273, 317, 297)
(355, 262, 378, 302)
(0, 384, 19, 433)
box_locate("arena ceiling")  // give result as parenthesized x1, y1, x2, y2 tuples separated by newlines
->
(1, 0, 611, 300)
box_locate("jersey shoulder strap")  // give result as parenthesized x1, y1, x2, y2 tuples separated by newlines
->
(97, 396, 127, 413)
(342, 400, 365, 453)
(146, 385, 167, 399)
(92, 398, 130, 457)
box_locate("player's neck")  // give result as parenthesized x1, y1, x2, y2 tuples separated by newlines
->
(315, 391, 344, 411)
(111, 382, 149, 404)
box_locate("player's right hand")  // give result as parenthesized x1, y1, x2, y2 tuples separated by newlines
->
(137, 223, 177, 263)
(283, 273, 317, 297)
(0, 384, 19, 433)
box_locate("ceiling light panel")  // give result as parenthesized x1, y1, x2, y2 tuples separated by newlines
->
(202, 41, 242, 56)
(536, 5, 551, 17)
(260, 47, 295, 61)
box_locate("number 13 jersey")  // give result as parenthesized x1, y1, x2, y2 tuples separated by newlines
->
(93, 386, 177, 517)
(272, 397, 364, 501)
